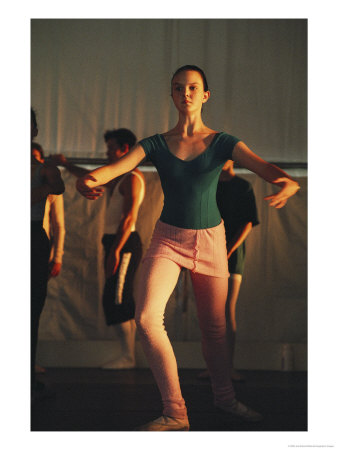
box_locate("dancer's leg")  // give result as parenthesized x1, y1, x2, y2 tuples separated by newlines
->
(102, 319, 136, 369)
(135, 257, 187, 419)
(117, 319, 136, 362)
(190, 272, 235, 406)
(101, 233, 141, 369)
(226, 274, 242, 378)
(191, 271, 262, 421)
(31, 226, 50, 395)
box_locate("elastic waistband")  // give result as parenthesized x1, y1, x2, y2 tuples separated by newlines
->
(156, 219, 224, 233)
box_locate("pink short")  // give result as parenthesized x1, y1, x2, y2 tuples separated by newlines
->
(143, 220, 229, 278)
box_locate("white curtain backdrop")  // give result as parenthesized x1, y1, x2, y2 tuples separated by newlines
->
(32, 19, 307, 369)
(31, 19, 307, 162)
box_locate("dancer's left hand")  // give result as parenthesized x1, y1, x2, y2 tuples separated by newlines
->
(264, 177, 300, 208)
(76, 174, 104, 200)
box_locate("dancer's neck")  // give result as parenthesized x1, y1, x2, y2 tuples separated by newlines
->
(168, 114, 213, 137)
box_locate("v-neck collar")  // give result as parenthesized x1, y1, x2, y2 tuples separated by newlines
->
(158, 133, 220, 163)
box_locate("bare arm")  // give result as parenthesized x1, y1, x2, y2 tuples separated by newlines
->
(227, 222, 252, 259)
(49, 194, 66, 277)
(31, 165, 65, 205)
(50, 154, 119, 190)
(232, 142, 300, 208)
(76, 144, 146, 200)
(105, 172, 144, 277)
(49, 154, 90, 177)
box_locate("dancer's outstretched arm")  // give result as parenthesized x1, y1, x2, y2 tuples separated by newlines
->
(76, 144, 146, 200)
(232, 142, 300, 209)
(50, 154, 91, 178)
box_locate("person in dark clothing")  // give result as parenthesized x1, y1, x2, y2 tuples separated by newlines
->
(199, 159, 259, 381)
(51, 129, 145, 369)
(31, 108, 64, 400)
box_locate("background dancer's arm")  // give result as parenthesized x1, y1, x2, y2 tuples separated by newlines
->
(232, 142, 300, 208)
(48, 194, 66, 278)
(227, 222, 252, 259)
(105, 173, 143, 278)
(50, 154, 90, 178)
(50, 154, 116, 190)
(76, 144, 146, 200)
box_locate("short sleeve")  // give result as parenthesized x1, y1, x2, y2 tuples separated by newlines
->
(138, 135, 158, 163)
(216, 132, 241, 161)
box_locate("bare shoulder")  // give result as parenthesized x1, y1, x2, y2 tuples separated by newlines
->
(161, 130, 176, 141)
(162, 128, 174, 136)
(120, 169, 144, 194)
(132, 167, 145, 182)
(125, 168, 145, 182)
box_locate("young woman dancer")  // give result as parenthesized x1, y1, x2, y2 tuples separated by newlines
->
(76, 65, 300, 431)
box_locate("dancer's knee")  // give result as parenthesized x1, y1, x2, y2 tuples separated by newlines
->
(200, 321, 226, 342)
(135, 310, 163, 338)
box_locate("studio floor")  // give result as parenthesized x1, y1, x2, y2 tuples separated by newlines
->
(31, 368, 307, 432)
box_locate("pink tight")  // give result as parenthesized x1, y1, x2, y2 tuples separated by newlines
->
(135, 257, 235, 419)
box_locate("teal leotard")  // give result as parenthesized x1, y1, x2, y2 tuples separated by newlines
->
(139, 132, 240, 229)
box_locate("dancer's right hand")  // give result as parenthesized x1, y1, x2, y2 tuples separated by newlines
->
(76, 174, 104, 200)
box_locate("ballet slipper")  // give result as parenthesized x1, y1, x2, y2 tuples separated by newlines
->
(135, 415, 190, 431)
(215, 399, 263, 422)
(101, 355, 136, 369)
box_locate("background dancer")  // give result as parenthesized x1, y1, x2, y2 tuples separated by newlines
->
(32, 142, 66, 281)
(198, 159, 259, 382)
(76, 65, 300, 431)
(31, 108, 64, 400)
(52, 129, 145, 369)
(32, 142, 66, 374)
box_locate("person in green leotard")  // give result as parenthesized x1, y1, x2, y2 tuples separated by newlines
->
(76, 65, 300, 431)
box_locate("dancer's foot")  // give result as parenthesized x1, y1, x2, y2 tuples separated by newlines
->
(135, 415, 190, 431)
(215, 399, 263, 422)
(101, 355, 136, 369)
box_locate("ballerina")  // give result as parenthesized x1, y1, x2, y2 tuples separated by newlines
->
(76, 65, 300, 431)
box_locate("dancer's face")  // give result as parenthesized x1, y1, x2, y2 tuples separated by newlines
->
(171, 70, 210, 114)
(106, 138, 128, 163)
